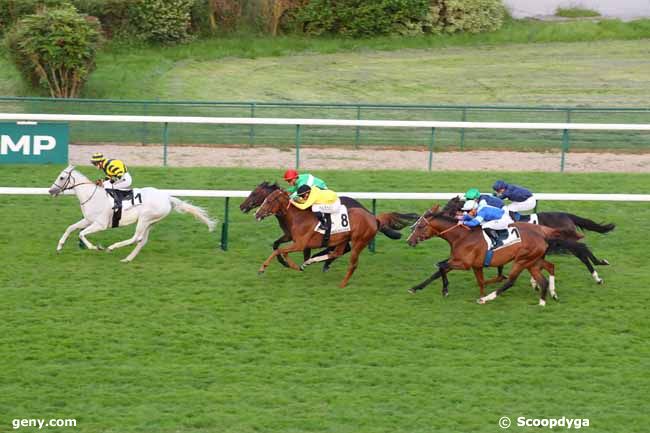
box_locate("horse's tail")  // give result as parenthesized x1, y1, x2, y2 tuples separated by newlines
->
(170, 197, 217, 232)
(566, 213, 616, 234)
(376, 212, 419, 240)
(539, 225, 563, 240)
(546, 238, 610, 266)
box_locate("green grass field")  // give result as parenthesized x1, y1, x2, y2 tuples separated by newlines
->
(1, 166, 649, 432)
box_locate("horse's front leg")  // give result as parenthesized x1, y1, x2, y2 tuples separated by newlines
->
(57, 218, 91, 252)
(259, 242, 306, 274)
(78, 221, 107, 250)
(272, 233, 292, 268)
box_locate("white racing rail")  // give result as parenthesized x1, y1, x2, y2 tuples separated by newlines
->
(2, 113, 650, 130)
(1, 187, 649, 201)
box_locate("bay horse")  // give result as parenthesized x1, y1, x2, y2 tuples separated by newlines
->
(443, 196, 612, 283)
(407, 205, 595, 305)
(254, 189, 417, 288)
(240, 181, 367, 271)
(48, 166, 216, 262)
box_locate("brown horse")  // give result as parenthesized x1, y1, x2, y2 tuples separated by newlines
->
(240, 181, 369, 270)
(407, 205, 592, 305)
(442, 196, 612, 284)
(254, 189, 417, 288)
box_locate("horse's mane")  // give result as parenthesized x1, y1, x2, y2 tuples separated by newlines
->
(260, 181, 283, 192)
(424, 209, 458, 223)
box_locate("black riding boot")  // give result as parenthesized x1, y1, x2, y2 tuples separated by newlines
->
(484, 228, 500, 249)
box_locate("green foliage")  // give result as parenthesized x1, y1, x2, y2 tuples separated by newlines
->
(295, 0, 431, 37)
(293, 0, 506, 37)
(71, 0, 133, 38)
(556, 7, 600, 18)
(129, 0, 194, 43)
(0, 0, 69, 34)
(430, 0, 507, 34)
(5, 5, 101, 97)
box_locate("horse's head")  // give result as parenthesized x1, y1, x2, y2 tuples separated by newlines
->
(48, 165, 78, 196)
(407, 204, 457, 246)
(442, 195, 465, 216)
(240, 181, 281, 213)
(254, 189, 289, 221)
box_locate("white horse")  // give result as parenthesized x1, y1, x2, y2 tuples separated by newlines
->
(48, 165, 217, 262)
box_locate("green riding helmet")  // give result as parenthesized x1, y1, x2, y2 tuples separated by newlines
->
(464, 188, 480, 200)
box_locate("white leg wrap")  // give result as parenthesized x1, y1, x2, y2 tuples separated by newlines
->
(539, 298, 546, 307)
(592, 271, 602, 283)
(530, 276, 538, 289)
(482, 291, 498, 302)
(549, 275, 556, 296)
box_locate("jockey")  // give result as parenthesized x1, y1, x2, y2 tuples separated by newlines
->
(492, 180, 536, 220)
(459, 199, 513, 249)
(290, 185, 340, 244)
(91, 152, 133, 211)
(283, 169, 327, 200)
(464, 187, 504, 208)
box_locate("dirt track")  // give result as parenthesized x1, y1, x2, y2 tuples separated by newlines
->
(70, 144, 650, 172)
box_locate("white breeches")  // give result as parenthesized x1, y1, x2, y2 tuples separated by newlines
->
(505, 196, 536, 212)
(313, 199, 341, 214)
(103, 172, 132, 191)
(482, 213, 513, 230)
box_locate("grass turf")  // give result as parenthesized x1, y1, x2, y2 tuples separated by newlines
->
(1, 166, 649, 432)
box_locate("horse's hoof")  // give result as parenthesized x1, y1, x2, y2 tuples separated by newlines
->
(602, 259, 610, 266)
(538, 299, 546, 307)
(257, 269, 265, 275)
(120, 258, 131, 263)
(477, 298, 486, 305)
(408, 288, 417, 295)
(552, 294, 559, 301)
(299, 264, 306, 271)
(322, 266, 330, 273)
(442, 291, 449, 297)
(597, 279, 604, 285)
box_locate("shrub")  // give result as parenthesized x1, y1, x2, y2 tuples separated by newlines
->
(129, 0, 194, 43)
(0, 0, 69, 34)
(6, 5, 102, 97)
(556, 7, 600, 18)
(430, 0, 506, 34)
(295, 0, 432, 37)
(71, 0, 132, 38)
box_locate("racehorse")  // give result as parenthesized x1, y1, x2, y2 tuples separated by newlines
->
(240, 181, 368, 271)
(443, 196, 612, 284)
(48, 166, 217, 262)
(407, 205, 596, 305)
(254, 189, 417, 288)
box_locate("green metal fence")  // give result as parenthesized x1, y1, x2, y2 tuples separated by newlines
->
(1, 97, 649, 171)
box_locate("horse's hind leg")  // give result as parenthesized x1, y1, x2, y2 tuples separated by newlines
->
(478, 262, 525, 304)
(529, 265, 549, 307)
(122, 223, 156, 263)
(57, 218, 91, 252)
(485, 265, 507, 285)
(107, 218, 150, 253)
(541, 259, 558, 301)
(339, 242, 365, 288)
(410, 259, 451, 295)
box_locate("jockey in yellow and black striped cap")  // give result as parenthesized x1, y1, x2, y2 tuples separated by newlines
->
(90, 152, 132, 191)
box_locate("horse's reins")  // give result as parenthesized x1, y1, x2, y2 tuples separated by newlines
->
(416, 214, 470, 238)
(56, 171, 100, 206)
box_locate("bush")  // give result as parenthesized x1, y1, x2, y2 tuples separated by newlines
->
(295, 0, 431, 37)
(292, 0, 505, 37)
(129, 0, 194, 43)
(71, 0, 132, 38)
(6, 5, 102, 97)
(0, 0, 69, 34)
(430, 0, 506, 34)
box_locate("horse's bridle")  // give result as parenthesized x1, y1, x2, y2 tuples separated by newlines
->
(413, 214, 469, 238)
(259, 190, 289, 217)
(54, 170, 99, 206)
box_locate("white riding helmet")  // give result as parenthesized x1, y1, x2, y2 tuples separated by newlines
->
(461, 199, 478, 211)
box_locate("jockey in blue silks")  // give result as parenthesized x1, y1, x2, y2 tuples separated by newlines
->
(492, 180, 536, 220)
(464, 187, 504, 208)
(459, 199, 514, 248)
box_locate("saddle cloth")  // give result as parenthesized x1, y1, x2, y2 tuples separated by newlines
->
(106, 189, 143, 228)
(314, 205, 351, 235)
(482, 226, 522, 251)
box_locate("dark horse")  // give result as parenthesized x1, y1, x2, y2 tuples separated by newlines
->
(240, 181, 368, 271)
(407, 205, 596, 305)
(255, 189, 418, 288)
(443, 196, 613, 284)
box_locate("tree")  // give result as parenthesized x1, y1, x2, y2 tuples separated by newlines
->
(6, 5, 102, 98)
